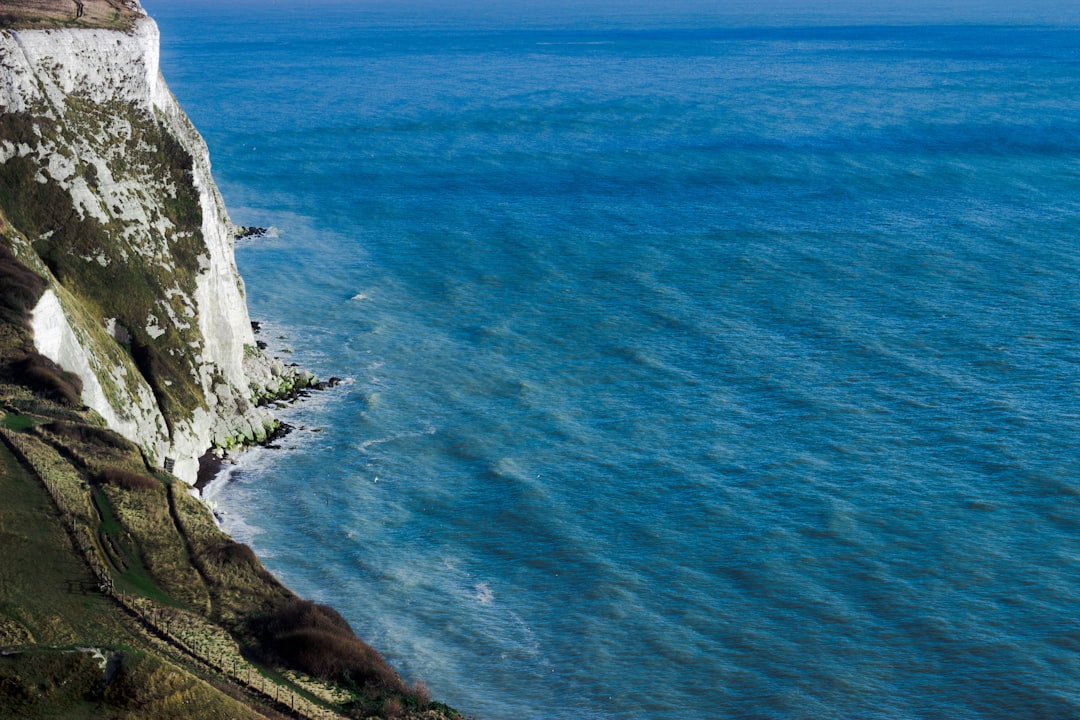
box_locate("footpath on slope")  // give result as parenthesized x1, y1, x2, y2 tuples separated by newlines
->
(0, 422, 349, 719)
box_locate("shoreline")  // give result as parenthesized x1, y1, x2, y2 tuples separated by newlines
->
(196, 321, 339, 516)
(0, 6, 464, 714)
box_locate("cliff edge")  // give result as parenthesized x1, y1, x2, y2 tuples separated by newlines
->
(0, 3, 463, 719)
(0, 1, 308, 483)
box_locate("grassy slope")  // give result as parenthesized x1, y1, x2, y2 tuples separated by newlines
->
(2, 227, 453, 718)
(0, 434, 266, 720)
(0, 386, 463, 719)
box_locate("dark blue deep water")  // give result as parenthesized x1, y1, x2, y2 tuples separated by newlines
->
(147, 2, 1080, 717)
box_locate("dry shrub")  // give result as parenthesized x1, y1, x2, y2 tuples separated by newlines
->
(411, 680, 431, 707)
(45, 420, 134, 451)
(199, 539, 278, 596)
(382, 697, 404, 718)
(248, 599, 406, 693)
(98, 467, 159, 491)
(210, 540, 259, 569)
(13, 352, 83, 406)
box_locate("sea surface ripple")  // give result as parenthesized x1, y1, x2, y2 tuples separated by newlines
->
(150, 3, 1080, 717)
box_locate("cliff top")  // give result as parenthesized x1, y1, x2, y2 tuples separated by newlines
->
(0, 0, 141, 31)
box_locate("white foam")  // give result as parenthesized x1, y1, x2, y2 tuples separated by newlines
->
(357, 425, 438, 453)
(475, 582, 495, 606)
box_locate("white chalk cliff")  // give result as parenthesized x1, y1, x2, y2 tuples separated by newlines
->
(0, 4, 306, 483)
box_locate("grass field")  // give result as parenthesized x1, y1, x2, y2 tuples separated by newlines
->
(0, 436, 264, 719)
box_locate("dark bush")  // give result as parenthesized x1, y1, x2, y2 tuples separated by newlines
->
(248, 599, 406, 693)
(0, 243, 46, 326)
(251, 598, 353, 642)
(13, 352, 83, 406)
(274, 628, 394, 686)
(44, 420, 134, 451)
(210, 540, 259, 568)
(97, 468, 159, 491)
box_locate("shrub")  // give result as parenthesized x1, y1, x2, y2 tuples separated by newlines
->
(44, 420, 134, 451)
(0, 243, 46, 326)
(210, 540, 259, 568)
(13, 352, 83, 405)
(97, 468, 159, 491)
(382, 697, 404, 718)
(412, 681, 431, 707)
(198, 538, 277, 593)
(247, 599, 406, 693)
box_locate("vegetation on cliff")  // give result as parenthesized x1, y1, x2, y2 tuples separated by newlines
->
(0, 102, 209, 428)
(0, 378, 456, 718)
(0, 7, 465, 719)
(0, 174, 461, 720)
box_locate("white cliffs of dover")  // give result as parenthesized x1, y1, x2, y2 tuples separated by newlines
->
(3, 7, 302, 484)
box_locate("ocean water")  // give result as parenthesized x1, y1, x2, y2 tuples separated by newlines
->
(145, 2, 1080, 718)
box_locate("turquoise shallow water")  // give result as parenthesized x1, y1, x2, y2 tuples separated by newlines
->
(147, 2, 1080, 717)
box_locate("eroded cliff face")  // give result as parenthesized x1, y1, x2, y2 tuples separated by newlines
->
(0, 6, 304, 483)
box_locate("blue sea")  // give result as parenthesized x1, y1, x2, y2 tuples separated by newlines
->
(145, 1, 1080, 717)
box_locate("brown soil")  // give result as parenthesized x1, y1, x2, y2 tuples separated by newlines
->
(0, 0, 140, 30)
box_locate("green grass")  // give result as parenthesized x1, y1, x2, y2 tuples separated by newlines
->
(90, 487, 178, 607)
(0, 391, 464, 718)
(0, 644, 267, 720)
(0, 438, 267, 719)
(0, 440, 113, 642)
(2, 412, 34, 431)
(102, 480, 212, 613)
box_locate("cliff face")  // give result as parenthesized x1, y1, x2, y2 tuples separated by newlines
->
(0, 6, 300, 483)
